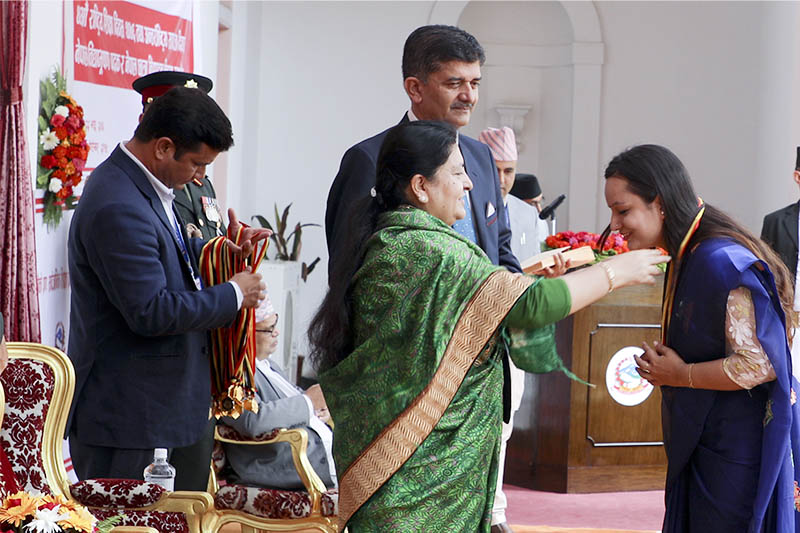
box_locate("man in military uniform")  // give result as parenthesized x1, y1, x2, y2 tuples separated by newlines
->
(132, 71, 227, 240)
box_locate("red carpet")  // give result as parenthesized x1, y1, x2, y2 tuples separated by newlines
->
(504, 485, 664, 531)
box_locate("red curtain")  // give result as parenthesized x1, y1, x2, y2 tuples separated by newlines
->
(0, 0, 41, 342)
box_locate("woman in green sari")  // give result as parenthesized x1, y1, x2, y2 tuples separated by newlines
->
(309, 121, 668, 532)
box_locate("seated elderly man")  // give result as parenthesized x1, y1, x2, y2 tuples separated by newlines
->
(219, 296, 337, 490)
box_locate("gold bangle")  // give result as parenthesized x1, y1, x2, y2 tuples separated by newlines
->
(599, 262, 615, 293)
(688, 363, 694, 389)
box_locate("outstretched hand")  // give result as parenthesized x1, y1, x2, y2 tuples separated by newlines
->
(225, 208, 272, 262)
(605, 249, 670, 289)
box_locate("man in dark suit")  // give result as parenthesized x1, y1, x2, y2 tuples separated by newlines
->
(761, 146, 800, 378)
(220, 299, 336, 490)
(67, 87, 266, 489)
(761, 147, 800, 274)
(133, 71, 227, 241)
(325, 24, 520, 279)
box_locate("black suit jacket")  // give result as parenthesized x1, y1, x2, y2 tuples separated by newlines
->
(761, 201, 799, 274)
(68, 146, 239, 449)
(325, 115, 521, 277)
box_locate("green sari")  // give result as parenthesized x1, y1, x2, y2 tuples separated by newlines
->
(319, 207, 571, 532)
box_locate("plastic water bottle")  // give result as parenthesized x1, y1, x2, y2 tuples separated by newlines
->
(143, 448, 175, 491)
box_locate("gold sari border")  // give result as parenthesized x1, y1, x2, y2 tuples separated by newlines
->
(337, 270, 534, 528)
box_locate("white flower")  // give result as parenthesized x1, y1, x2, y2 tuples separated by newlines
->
(53, 105, 69, 117)
(23, 504, 71, 533)
(39, 128, 59, 150)
(48, 178, 63, 193)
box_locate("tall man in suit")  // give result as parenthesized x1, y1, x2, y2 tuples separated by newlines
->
(132, 71, 227, 241)
(220, 296, 336, 490)
(325, 24, 520, 278)
(761, 147, 800, 375)
(68, 87, 267, 489)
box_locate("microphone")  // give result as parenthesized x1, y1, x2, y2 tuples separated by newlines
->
(539, 194, 566, 220)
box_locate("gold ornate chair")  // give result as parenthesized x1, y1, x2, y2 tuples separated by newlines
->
(2, 342, 212, 533)
(203, 424, 338, 533)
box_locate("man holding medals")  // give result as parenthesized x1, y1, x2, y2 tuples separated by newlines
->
(67, 85, 267, 490)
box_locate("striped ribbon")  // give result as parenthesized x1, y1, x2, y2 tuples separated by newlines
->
(199, 223, 269, 419)
(661, 200, 705, 343)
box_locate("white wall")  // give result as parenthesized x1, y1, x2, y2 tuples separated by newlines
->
(595, 1, 800, 232)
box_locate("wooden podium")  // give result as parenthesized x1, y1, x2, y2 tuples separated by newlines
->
(505, 275, 667, 493)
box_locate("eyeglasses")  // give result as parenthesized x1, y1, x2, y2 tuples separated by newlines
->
(255, 314, 279, 336)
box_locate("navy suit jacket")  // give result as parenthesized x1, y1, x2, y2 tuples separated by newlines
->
(761, 201, 799, 274)
(67, 145, 239, 449)
(325, 116, 521, 277)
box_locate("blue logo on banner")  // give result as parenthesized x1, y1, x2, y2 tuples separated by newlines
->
(54, 322, 66, 352)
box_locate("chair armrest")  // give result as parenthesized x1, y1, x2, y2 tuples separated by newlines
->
(215, 425, 328, 513)
(110, 527, 158, 533)
(70, 479, 166, 507)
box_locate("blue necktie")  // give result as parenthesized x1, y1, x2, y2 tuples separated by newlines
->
(452, 194, 477, 243)
(173, 212, 203, 290)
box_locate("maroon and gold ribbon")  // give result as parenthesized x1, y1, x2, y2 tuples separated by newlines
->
(661, 199, 705, 343)
(200, 223, 269, 418)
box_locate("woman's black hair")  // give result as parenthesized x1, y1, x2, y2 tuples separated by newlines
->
(308, 120, 458, 372)
(602, 144, 795, 334)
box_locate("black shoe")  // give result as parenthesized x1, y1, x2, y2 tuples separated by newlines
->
(491, 523, 513, 533)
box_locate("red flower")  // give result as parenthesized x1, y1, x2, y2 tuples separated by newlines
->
(50, 113, 66, 127)
(40, 154, 57, 169)
(52, 169, 66, 180)
(72, 157, 85, 172)
(57, 157, 69, 169)
(69, 130, 86, 145)
(54, 126, 68, 140)
(53, 145, 67, 158)
(66, 114, 82, 132)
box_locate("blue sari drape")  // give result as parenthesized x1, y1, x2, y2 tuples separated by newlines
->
(662, 238, 800, 532)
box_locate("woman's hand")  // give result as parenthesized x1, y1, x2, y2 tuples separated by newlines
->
(634, 341, 688, 387)
(531, 252, 569, 278)
(605, 249, 670, 289)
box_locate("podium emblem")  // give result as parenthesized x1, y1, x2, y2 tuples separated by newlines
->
(605, 346, 654, 406)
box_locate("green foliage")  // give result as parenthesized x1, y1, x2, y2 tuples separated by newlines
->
(96, 514, 124, 533)
(252, 203, 321, 281)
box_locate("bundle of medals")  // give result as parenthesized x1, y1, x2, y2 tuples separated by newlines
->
(200, 223, 269, 419)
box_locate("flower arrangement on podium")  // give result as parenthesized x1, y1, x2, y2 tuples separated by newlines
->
(0, 491, 120, 533)
(36, 69, 90, 230)
(544, 230, 629, 261)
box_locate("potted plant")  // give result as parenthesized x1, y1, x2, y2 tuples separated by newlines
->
(252, 203, 320, 281)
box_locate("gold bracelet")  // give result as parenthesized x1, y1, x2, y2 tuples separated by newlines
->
(688, 363, 694, 389)
(599, 262, 615, 293)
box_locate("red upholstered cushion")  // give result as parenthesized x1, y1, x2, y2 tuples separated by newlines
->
(0, 359, 54, 494)
(216, 424, 281, 442)
(214, 484, 338, 519)
(70, 479, 166, 507)
(91, 508, 189, 533)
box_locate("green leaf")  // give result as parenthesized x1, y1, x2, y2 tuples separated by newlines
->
(38, 115, 48, 134)
(280, 203, 292, 234)
(250, 215, 273, 231)
(289, 223, 302, 261)
(36, 168, 52, 188)
(301, 257, 320, 282)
